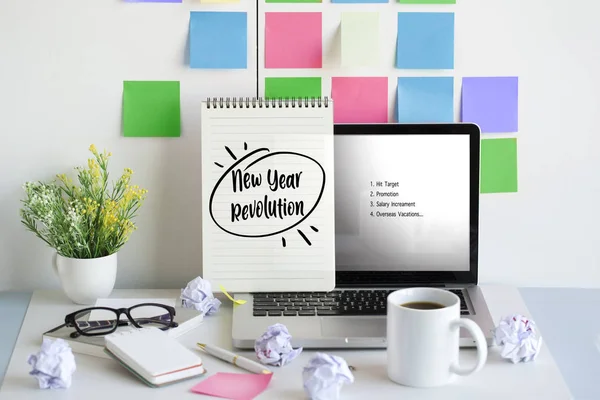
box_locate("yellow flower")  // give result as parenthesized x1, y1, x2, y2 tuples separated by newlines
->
(117, 168, 133, 188)
(118, 218, 137, 240)
(89, 144, 97, 155)
(86, 201, 98, 214)
(98, 149, 111, 164)
(100, 199, 121, 233)
(86, 158, 102, 188)
(56, 173, 73, 188)
(119, 184, 148, 207)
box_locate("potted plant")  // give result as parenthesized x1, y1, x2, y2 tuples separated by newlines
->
(19, 144, 147, 305)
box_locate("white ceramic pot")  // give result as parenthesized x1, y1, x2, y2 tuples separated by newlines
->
(53, 252, 118, 305)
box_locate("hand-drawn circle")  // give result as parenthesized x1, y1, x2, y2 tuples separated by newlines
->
(209, 149, 326, 238)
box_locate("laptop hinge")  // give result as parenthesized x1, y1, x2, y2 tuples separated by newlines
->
(336, 283, 446, 289)
(443, 283, 473, 289)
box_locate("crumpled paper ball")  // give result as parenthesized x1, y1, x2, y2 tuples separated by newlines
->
(27, 338, 76, 389)
(303, 353, 354, 400)
(493, 314, 543, 363)
(254, 323, 303, 366)
(180, 276, 221, 316)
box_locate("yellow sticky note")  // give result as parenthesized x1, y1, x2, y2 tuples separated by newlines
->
(341, 12, 379, 67)
(201, 0, 240, 3)
(219, 285, 247, 305)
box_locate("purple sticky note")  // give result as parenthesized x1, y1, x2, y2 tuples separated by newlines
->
(461, 77, 518, 133)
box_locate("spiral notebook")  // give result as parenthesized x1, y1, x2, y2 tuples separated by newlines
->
(201, 97, 335, 293)
(104, 327, 206, 387)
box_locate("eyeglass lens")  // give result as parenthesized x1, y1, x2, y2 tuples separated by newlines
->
(73, 309, 119, 335)
(129, 304, 173, 328)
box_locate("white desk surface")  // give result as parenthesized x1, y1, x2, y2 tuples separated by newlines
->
(0, 286, 572, 400)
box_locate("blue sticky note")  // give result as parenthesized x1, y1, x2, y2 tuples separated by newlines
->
(396, 12, 454, 69)
(189, 12, 247, 69)
(396, 77, 454, 123)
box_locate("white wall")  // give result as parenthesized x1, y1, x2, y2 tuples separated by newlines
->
(2, 0, 600, 290)
(0, 0, 257, 290)
(457, 0, 600, 287)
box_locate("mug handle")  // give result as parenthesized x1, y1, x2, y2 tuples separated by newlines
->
(449, 319, 488, 376)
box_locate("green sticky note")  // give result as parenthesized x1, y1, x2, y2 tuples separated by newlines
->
(123, 81, 181, 138)
(480, 138, 518, 193)
(341, 12, 379, 67)
(399, 0, 456, 3)
(265, 77, 322, 99)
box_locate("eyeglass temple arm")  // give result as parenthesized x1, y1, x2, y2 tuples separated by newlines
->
(74, 319, 129, 328)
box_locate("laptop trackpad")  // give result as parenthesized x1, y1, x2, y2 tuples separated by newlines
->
(321, 317, 386, 338)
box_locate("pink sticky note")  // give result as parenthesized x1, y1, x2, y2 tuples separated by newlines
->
(332, 77, 388, 123)
(191, 372, 273, 400)
(265, 12, 322, 68)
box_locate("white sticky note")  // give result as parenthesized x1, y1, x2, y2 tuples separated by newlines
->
(341, 12, 379, 67)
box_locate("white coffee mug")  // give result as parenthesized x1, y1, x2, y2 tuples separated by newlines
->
(386, 287, 487, 388)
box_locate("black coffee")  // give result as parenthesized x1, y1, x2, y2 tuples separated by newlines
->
(400, 301, 445, 310)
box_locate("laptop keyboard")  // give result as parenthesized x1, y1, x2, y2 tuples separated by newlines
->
(251, 289, 470, 317)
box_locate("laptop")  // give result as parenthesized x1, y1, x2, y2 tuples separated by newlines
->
(231, 123, 495, 349)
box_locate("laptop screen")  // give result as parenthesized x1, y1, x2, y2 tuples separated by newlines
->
(334, 133, 471, 272)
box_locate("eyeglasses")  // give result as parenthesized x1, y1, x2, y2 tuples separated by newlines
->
(64, 303, 178, 338)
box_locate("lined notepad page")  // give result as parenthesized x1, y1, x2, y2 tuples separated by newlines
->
(201, 100, 335, 292)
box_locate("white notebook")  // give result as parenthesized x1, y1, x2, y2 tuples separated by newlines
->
(104, 327, 206, 387)
(44, 300, 203, 360)
(201, 97, 335, 293)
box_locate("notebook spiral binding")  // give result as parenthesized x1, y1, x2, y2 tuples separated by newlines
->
(205, 96, 330, 109)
